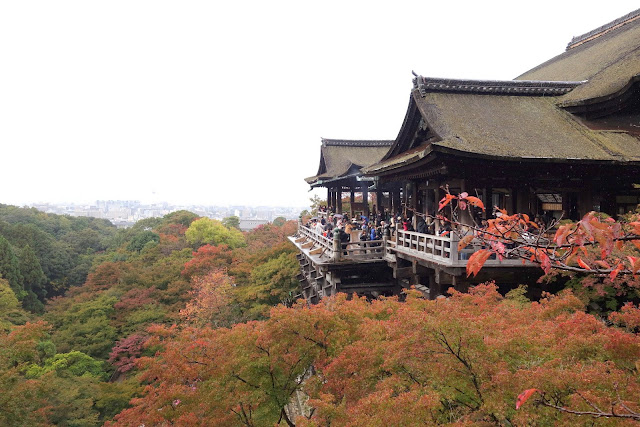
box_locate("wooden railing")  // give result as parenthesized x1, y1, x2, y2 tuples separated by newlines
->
(297, 224, 385, 262)
(342, 239, 385, 261)
(297, 224, 333, 254)
(317, 211, 329, 219)
(296, 225, 528, 267)
(393, 230, 527, 268)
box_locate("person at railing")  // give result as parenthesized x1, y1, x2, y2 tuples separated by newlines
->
(402, 217, 414, 232)
(323, 217, 333, 234)
(338, 225, 350, 255)
(427, 218, 435, 235)
(345, 220, 354, 234)
(440, 221, 452, 236)
(315, 219, 325, 236)
(381, 220, 389, 237)
(359, 225, 369, 242)
(370, 224, 378, 241)
(416, 218, 428, 234)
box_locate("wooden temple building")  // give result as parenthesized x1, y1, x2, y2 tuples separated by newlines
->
(290, 9, 640, 302)
(305, 138, 394, 217)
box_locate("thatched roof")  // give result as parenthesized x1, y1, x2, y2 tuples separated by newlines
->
(360, 9, 640, 177)
(417, 90, 640, 160)
(517, 9, 640, 106)
(305, 139, 393, 187)
(364, 80, 640, 174)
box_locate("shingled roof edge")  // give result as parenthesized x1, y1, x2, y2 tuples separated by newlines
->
(567, 8, 640, 50)
(320, 138, 394, 147)
(412, 76, 585, 97)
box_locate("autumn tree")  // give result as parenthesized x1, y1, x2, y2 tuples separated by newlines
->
(108, 333, 149, 378)
(181, 269, 238, 327)
(273, 216, 287, 227)
(109, 284, 640, 426)
(0, 321, 53, 426)
(432, 190, 640, 303)
(181, 244, 234, 279)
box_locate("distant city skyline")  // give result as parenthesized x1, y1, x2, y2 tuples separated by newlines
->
(29, 199, 307, 229)
(1, 2, 638, 207)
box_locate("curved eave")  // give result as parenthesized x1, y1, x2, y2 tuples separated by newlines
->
(365, 143, 640, 181)
(362, 145, 432, 176)
(307, 164, 367, 189)
(431, 145, 640, 165)
(558, 74, 640, 110)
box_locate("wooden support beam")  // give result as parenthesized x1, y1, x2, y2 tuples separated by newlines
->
(362, 184, 369, 217)
(393, 266, 413, 279)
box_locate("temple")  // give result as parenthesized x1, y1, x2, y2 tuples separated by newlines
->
(305, 138, 394, 218)
(290, 9, 640, 302)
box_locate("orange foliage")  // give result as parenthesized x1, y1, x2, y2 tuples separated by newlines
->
(181, 244, 233, 279)
(109, 285, 640, 426)
(180, 269, 236, 327)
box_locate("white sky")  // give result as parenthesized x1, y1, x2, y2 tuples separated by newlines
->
(1, 1, 638, 208)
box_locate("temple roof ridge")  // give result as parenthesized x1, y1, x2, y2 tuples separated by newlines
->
(412, 75, 585, 96)
(567, 8, 640, 50)
(321, 138, 394, 147)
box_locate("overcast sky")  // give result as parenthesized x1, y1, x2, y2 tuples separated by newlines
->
(1, 1, 638, 208)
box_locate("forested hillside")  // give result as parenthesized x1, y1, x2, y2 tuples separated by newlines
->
(0, 204, 118, 312)
(0, 207, 299, 426)
(2, 205, 640, 426)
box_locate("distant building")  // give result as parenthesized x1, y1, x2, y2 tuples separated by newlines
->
(239, 219, 268, 231)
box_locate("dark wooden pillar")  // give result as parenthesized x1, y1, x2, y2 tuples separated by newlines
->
(426, 189, 435, 217)
(350, 189, 355, 218)
(394, 188, 402, 217)
(336, 188, 342, 214)
(325, 189, 330, 212)
(331, 188, 337, 212)
(411, 182, 418, 228)
(390, 189, 397, 216)
(362, 184, 369, 217)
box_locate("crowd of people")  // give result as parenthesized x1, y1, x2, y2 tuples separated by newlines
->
(304, 207, 434, 244)
(309, 204, 557, 244)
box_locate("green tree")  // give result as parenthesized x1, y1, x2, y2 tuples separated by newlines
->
(234, 251, 299, 319)
(272, 216, 286, 226)
(0, 235, 23, 299)
(19, 245, 47, 312)
(309, 194, 326, 216)
(0, 277, 29, 330)
(26, 350, 106, 380)
(222, 215, 240, 230)
(185, 218, 245, 249)
(47, 292, 119, 359)
(126, 230, 160, 253)
(160, 210, 198, 228)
